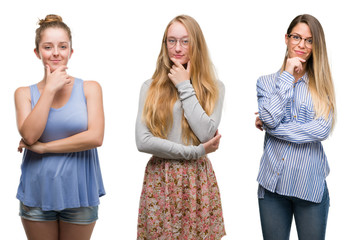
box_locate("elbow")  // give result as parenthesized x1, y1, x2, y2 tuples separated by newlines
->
(21, 135, 37, 146)
(136, 140, 147, 153)
(260, 115, 281, 129)
(93, 135, 104, 148)
(94, 139, 103, 148)
(318, 130, 331, 142)
(198, 127, 217, 143)
(89, 131, 104, 148)
(315, 123, 332, 142)
(135, 134, 152, 154)
(19, 127, 41, 146)
(259, 108, 282, 129)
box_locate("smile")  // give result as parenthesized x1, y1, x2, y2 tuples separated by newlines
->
(295, 51, 306, 55)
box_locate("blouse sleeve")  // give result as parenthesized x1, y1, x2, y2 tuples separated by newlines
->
(257, 71, 295, 129)
(265, 112, 333, 144)
(176, 80, 225, 143)
(135, 81, 206, 160)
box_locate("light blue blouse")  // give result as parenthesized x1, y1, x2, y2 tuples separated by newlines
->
(17, 78, 105, 211)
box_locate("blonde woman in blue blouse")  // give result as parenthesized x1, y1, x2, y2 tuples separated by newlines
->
(255, 14, 335, 240)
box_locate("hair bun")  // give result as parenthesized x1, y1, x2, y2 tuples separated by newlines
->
(38, 14, 63, 26)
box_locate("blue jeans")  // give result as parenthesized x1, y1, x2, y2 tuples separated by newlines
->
(258, 185, 329, 240)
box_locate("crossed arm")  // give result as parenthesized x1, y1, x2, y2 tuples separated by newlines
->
(135, 78, 224, 160)
(16, 71, 104, 154)
(255, 71, 332, 144)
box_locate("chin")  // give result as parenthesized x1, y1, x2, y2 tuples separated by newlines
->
(49, 66, 59, 72)
(180, 58, 190, 65)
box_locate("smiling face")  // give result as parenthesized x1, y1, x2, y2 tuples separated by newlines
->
(285, 23, 312, 62)
(34, 27, 73, 72)
(166, 21, 190, 65)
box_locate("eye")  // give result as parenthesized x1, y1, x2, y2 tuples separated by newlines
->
(292, 35, 301, 41)
(306, 38, 313, 44)
(60, 45, 67, 49)
(44, 46, 52, 50)
(181, 39, 189, 45)
(167, 38, 176, 44)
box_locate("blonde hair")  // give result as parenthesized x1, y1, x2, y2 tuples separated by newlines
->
(143, 15, 219, 145)
(35, 14, 72, 52)
(282, 14, 336, 129)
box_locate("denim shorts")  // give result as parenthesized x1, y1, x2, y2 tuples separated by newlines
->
(19, 202, 98, 224)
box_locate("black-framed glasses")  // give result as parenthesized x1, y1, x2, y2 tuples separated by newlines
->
(166, 38, 189, 48)
(288, 34, 313, 49)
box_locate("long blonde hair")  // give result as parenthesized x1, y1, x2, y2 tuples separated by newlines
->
(143, 15, 219, 145)
(282, 14, 336, 128)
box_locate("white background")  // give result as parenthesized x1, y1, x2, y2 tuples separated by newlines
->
(1, 0, 350, 239)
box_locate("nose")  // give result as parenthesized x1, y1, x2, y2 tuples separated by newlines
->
(53, 47, 59, 56)
(175, 40, 182, 51)
(298, 39, 305, 48)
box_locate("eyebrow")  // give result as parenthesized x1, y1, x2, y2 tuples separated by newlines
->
(41, 41, 70, 45)
(291, 33, 312, 38)
(167, 35, 189, 39)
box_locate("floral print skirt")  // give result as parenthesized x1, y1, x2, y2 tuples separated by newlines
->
(137, 156, 226, 240)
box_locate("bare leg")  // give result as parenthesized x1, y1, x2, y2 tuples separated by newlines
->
(59, 221, 96, 240)
(21, 218, 59, 240)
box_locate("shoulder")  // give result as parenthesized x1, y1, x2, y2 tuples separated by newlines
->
(256, 71, 280, 90)
(142, 79, 152, 88)
(83, 80, 102, 89)
(137, 79, 153, 104)
(15, 86, 30, 96)
(140, 79, 152, 93)
(257, 72, 278, 83)
(14, 86, 31, 102)
(83, 80, 102, 97)
(216, 80, 225, 93)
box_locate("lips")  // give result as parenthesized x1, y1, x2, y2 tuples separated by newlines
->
(294, 51, 306, 55)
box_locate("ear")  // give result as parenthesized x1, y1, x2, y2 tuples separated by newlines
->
(69, 48, 74, 58)
(285, 34, 289, 46)
(34, 48, 41, 59)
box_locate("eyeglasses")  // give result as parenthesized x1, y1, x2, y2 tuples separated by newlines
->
(288, 34, 313, 49)
(166, 38, 189, 48)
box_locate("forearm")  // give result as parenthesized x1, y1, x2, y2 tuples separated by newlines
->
(17, 88, 55, 145)
(135, 119, 205, 160)
(136, 133, 205, 159)
(257, 71, 294, 128)
(177, 80, 224, 142)
(265, 116, 332, 144)
(42, 128, 104, 153)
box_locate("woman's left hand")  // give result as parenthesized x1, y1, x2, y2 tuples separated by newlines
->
(18, 139, 45, 154)
(255, 112, 263, 131)
(168, 58, 190, 85)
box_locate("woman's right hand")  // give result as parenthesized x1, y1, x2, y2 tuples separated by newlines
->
(285, 57, 306, 76)
(44, 65, 71, 93)
(203, 130, 221, 154)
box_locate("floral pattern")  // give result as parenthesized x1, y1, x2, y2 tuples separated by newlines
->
(137, 156, 225, 239)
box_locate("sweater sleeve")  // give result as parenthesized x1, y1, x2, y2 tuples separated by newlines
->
(176, 80, 225, 142)
(135, 80, 206, 160)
